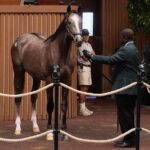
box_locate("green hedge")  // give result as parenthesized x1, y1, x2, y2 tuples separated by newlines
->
(127, 0, 150, 35)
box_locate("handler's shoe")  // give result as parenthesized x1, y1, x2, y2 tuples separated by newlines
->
(80, 108, 92, 116)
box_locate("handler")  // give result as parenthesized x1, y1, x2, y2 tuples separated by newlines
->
(83, 28, 140, 148)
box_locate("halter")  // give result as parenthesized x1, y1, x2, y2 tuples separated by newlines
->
(65, 12, 82, 38)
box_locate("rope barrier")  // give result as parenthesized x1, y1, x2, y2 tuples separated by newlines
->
(60, 82, 137, 97)
(60, 128, 135, 143)
(0, 128, 150, 143)
(0, 83, 54, 98)
(143, 82, 150, 93)
(0, 81, 149, 143)
(142, 128, 150, 134)
(0, 130, 53, 142)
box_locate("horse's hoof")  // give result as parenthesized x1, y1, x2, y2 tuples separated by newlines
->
(33, 127, 40, 133)
(15, 130, 21, 135)
(46, 133, 54, 141)
(62, 135, 69, 141)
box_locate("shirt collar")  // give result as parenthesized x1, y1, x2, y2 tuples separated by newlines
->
(125, 41, 134, 46)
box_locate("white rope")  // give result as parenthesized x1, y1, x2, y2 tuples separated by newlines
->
(60, 82, 137, 97)
(60, 128, 135, 143)
(0, 83, 54, 98)
(0, 130, 53, 142)
(143, 82, 150, 93)
(142, 128, 150, 134)
(0, 127, 150, 143)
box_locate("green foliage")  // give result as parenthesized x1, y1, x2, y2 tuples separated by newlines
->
(127, 0, 150, 35)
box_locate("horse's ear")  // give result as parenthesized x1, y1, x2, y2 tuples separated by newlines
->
(67, 5, 71, 13)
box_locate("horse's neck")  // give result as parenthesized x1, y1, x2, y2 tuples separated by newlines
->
(47, 30, 72, 63)
(58, 34, 72, 59)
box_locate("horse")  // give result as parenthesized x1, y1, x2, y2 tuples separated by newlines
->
(11, 5, 82, 135)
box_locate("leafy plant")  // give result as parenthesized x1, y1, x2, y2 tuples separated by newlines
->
(127, 0, 150, 35)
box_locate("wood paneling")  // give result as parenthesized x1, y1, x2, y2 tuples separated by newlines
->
(0, 5, 77, 120)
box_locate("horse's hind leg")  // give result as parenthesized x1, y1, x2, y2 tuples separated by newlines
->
(46, 85, 54, 140)
(14, 66, 25, 135)
(31, 78, 40, 133)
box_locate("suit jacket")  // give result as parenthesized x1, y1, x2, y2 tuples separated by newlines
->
(92, 42, 140, 95)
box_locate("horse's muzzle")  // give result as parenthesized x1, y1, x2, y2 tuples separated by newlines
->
(76, 41, 82, 47)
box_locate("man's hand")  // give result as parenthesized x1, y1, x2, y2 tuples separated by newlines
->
(83, 50, 92, 59)
(83, 50, 93, 63)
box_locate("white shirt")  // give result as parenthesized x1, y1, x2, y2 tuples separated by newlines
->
(77, 41, 94, 65)
(125, 41, 134, 47)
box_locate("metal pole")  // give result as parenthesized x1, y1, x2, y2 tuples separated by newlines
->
(52, 65, 60, 150)
(135, 65, 144, 150)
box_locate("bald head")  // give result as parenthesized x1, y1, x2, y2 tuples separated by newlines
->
(120, 28, 134, 45)
(121, 28, 134, 41)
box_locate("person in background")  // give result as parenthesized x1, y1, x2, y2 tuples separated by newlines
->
(77, 29, 95, 116)
(83, 28, 140, 147)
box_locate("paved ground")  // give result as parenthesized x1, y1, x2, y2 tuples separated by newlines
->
(0, 98, 150, 150)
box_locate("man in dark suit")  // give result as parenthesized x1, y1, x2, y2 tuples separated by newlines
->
(84, 28, 140, 148)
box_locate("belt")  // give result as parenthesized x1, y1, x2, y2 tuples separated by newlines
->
(77, 62, 91, 68)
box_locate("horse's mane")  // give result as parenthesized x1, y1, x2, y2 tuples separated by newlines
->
(44, 19, 66, 42)
(31, 33, 46, 40)
(44, 10, 78, 43)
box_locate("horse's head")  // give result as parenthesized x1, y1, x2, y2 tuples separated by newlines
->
(65, 5, 82, 47)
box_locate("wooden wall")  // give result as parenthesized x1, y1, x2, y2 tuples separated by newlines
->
(0, 5, 77, 121)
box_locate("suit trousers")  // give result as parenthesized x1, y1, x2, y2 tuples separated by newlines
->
(116, 94, 137, 142)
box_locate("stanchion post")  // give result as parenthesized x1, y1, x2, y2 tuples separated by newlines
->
(52, 64, 60, 150)
(135, 65, 144, 150)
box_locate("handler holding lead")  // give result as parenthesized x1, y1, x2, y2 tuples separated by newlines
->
(83, 28, 140, 148)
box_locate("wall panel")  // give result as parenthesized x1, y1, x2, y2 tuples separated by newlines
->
(0, 5, 77, 120)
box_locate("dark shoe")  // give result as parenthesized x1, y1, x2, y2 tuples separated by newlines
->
(114, 141, 135, 148)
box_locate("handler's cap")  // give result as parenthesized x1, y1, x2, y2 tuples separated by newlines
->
(82, 29, 90, 36)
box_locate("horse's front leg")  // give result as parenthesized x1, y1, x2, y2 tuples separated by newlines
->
(61, 87, 69, 130)
(61, 86, 69, 141)
(31, 79, 40, 133)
